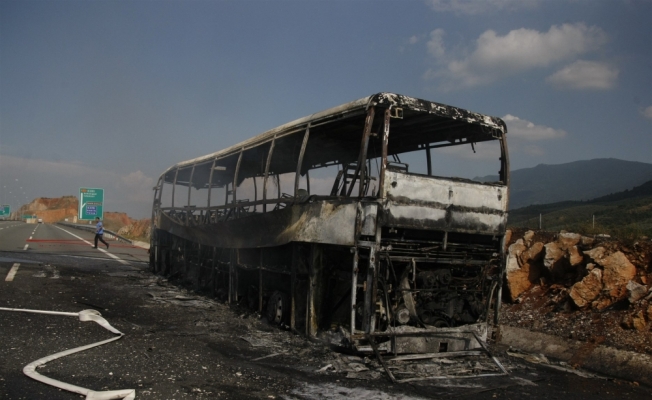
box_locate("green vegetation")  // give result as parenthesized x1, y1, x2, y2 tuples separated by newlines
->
(508, 181, 652, 242)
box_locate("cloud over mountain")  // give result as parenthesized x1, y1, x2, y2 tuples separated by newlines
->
(425, 23, 608, 89)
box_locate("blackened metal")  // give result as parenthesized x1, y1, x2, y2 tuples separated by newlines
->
(187, 164, 196, 207)
(295, 124, 311, 197)
(263, 135, 276, 213)
(378, 108, 391, 200)
(171, 168, 179, 208)
(367, 334, 397, 384)
(347, 108, 374, 197)
(232, 149, 243, 218)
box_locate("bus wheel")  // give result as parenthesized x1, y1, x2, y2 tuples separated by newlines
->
(266, 291, 290, 326)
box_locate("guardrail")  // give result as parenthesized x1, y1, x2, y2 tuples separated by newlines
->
(56, 222, 133, 245)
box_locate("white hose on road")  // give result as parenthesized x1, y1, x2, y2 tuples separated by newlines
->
(0, 307, 136, 400)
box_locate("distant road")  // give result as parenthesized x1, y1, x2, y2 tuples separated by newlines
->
(0, 221, 149, 264)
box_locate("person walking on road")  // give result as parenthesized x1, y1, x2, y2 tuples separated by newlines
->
(94, 216, 109, 249)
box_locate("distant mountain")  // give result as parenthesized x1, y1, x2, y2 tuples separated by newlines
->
(475, 158, 652, 209)
(507, 180, 652, 238)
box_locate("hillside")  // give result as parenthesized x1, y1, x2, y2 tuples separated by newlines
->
(476, 158, 652, 209)
(17, 196, 150, 240)
(508, 180, 652, 239)
(17, 196, 78, 223)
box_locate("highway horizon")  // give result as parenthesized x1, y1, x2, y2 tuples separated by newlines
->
(0, 220, 149, 265)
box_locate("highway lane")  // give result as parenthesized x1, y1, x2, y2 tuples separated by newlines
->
(0, 221, 36, 252)
(0, 221, 149, 264)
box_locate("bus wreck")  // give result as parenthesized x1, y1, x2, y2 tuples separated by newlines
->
(151, 93, 510, 363)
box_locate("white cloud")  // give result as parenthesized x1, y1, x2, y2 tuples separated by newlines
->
(426, 29, 446, 58)
(640, 105, 652, 120)
(425, 23, 608, 89)
(547, 60, 618, 89)
(503, 114, 567, 140)
(408, 35, 419, 45)
(427, 0, 539, 15)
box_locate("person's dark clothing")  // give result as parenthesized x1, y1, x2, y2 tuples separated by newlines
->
(94, 233, 109, 249)
(94, 220, 109, 249)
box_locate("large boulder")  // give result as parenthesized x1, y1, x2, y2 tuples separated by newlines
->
(506, 239, 545, 301)
(580, 236, 595, 247)
(568, 246, 584, 266)
(522, 230, 535, 245)
(569, 268, 603, 308)
(506, 240, 529, 301)
(584, 247, 606, 263)
(557, 232, 582, 250)
(544, 242, 567, 276)
(519, 242, 545, 265)
(598, 251, 636, 299)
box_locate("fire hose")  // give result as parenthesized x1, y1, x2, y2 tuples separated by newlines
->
(0, 307, 135, 400)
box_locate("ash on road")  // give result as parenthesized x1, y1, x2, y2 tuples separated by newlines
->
(1, 251, 649, 400)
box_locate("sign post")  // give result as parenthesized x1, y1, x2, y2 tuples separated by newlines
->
(0, 205, 9, 218)
(79, 188, 104, 221)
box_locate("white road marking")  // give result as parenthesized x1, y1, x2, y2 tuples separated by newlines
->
(54, 226, 130, 265)
(5, 263, 20, 281)
(29, 236, 32, 240)
(23, 244, 29, 251)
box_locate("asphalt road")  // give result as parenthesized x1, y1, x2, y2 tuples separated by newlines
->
(0, 220, 149, 264)
(0, 222, 650, 399)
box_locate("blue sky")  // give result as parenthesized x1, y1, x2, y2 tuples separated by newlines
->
(1, 0, 651, 218)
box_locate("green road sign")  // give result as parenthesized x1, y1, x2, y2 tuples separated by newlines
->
(0, 205, 9, 217)
(79, 188, 104, 220)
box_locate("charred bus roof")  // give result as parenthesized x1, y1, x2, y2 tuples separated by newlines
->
(162, 92, 507, 184)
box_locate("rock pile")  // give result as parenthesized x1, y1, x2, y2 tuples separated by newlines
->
(506, 230, 652, 333)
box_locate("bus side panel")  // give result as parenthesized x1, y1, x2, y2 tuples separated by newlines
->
(156, 200, 358, 249)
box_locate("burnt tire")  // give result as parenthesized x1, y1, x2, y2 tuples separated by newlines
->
(266, 291, 290, 326)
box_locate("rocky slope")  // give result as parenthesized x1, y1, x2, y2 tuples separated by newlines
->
(17, 197, 150, 240)
(17, 196, 78, 223)
(501, 228, 652, 355)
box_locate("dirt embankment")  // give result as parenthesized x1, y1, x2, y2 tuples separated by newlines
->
(104, 212, 150, 241)
(502, 228, 652, 355)
(18, 196, 78, 223)
(18, 197, 150, 241)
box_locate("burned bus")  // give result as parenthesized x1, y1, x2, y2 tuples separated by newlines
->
(151, 93, 509, 357)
